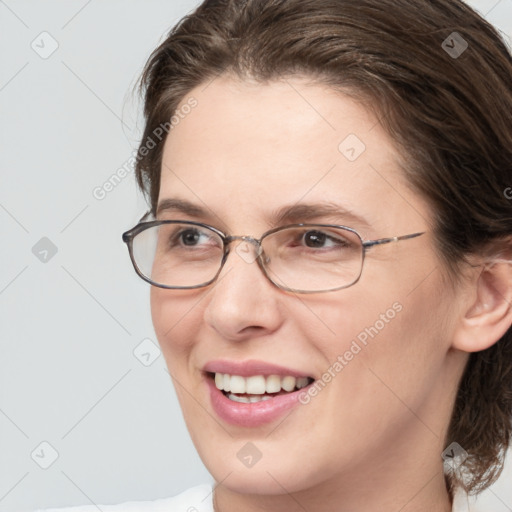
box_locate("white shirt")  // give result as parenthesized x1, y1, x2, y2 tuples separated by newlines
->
(35, 483, 472, 511)
(35, 484, 214, 512)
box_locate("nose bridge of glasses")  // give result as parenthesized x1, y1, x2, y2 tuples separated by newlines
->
(226, 235, 264, 258)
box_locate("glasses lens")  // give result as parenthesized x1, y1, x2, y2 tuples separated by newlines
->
(262, 225, 363, 292)
(131, 222, 224, 288)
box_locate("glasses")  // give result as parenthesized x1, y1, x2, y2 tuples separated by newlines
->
(122, 213, 425, 294)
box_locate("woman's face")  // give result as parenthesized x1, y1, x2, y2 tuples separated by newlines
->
(151, 75, 463, 496)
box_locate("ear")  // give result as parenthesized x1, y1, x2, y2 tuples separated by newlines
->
(452, 259, 512, 353)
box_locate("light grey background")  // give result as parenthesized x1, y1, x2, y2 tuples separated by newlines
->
(0, 1, 511, 511)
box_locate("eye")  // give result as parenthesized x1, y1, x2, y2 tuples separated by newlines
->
(164, 226, 221, 251)
(302, 230, 350, 249)
(304, 230, 328, 248)
(179, 228, 207, 246)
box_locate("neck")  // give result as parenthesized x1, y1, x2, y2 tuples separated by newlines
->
(214, 466, 452, 512)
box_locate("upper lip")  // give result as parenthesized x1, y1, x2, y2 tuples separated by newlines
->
(203, 359, 314, 378)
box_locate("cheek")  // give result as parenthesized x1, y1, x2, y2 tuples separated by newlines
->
(150, 288, 207, 419)
(288, 288, 400, 360)
(150, 288, 203, 361)
(344, 275, 454, 417)
(293, 271, 452, 402)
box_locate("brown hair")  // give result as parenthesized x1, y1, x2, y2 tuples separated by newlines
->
(134, 0, 512, 496)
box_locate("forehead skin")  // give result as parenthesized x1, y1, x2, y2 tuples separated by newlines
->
(158, 74, 431, 239)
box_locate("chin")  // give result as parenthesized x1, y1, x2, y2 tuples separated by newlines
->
(211, 465, 312, 495)
(196, 440, 327, 495)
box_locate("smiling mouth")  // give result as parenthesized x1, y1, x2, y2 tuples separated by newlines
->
(207, 372, 315, 403)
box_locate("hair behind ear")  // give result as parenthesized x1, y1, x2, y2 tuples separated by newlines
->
(446, 328, 512, 494)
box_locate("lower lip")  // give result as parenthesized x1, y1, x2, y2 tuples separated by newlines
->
(205, 375, 313, 427)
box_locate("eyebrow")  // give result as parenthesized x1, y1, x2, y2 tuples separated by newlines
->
(156, 197, 370, 229)
(270, 202, 370, 229)
(157, 198, 207, 218)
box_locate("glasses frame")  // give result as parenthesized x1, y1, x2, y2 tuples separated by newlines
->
(122, 213, 425, 294)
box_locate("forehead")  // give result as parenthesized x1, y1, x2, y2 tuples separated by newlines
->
(159, 74, 429, 235)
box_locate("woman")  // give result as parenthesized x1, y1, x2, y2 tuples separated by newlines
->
(39, 0, 512, 510)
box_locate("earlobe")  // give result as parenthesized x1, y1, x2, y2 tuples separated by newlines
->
(452, 260, 512, 353)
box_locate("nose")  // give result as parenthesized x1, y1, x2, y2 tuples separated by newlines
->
(203, 239, 284, 341)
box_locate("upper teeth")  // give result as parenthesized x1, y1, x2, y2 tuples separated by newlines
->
(214, 373, 311, 394)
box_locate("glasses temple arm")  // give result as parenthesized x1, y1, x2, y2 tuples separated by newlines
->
(363, 231, 425, 249)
